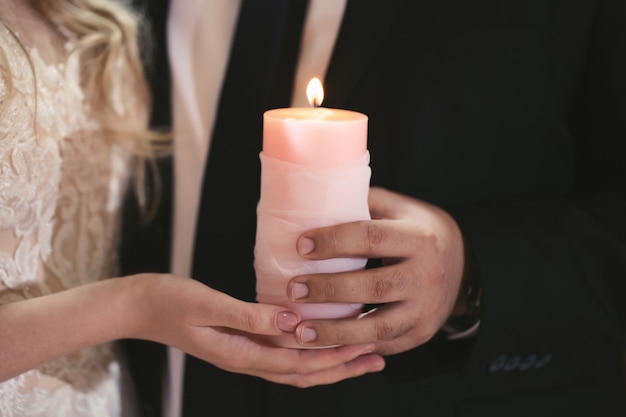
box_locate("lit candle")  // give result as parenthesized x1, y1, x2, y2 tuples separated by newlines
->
(262, 77, 367, 166)
(254, 78, 371, 348)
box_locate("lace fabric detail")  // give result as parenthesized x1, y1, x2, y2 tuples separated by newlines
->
(0, 355, 122, 417)
(0, 16, 134, 417)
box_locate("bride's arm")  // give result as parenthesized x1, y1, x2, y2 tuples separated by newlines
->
(0, 274, 384, 386)
(0, 275, 148, 381)
(0, 274, 286, 380)
(0, 274, 289, 381)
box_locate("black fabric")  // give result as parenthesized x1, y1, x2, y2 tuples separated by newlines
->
(123, 0, 626, 415)
(190, 0, 308, 298)
(181, 1, 309, 416)
(119, 2, 172, 417)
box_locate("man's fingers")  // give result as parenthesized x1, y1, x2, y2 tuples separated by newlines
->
(293, 305, 425, 348)
(297, 219, 422, 260)
(288, 263, 414, 304)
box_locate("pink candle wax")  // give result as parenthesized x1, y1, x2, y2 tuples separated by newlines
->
(263, 107, 367, 167)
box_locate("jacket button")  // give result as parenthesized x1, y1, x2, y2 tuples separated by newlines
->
(504, 355, 521, 372)
(519, 354, 537, 371)
(535, 353, 552, 369)
(489, 355, 507, 372)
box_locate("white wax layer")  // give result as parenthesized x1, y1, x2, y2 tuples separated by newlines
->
(254, 152, 371, 348)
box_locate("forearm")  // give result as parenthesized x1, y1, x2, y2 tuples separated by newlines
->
(0, 274, 146, 382)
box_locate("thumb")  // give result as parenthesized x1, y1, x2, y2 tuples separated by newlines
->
(368, 186, 403, 219)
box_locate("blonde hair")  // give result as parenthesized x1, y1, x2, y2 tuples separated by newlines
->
(0, 0, 170, 218)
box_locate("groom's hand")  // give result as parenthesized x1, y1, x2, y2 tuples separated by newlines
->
(287, 186, 466, 356)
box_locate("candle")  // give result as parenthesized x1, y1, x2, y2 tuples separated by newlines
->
(262, 107, 367, 166)
(254, 78, 371, 348)
(262, 77, 367, 167)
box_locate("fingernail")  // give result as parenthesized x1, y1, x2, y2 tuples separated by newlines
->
(297, 237, 315, 255)
(300, 326, 317, 342)
(276, 311, 298, 332)
(291, 282, 309, 300)
(368, 359, 385, 373)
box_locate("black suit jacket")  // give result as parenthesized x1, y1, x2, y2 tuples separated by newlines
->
(122, 0, 626, 416)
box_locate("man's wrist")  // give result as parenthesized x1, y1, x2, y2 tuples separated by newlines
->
(442, 286, 482, 340)
(442, 239, 482, 340)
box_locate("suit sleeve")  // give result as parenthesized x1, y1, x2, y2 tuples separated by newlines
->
(447, 0, 626, 383)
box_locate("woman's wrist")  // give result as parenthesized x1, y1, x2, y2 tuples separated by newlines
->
(120, 273, 170, 341)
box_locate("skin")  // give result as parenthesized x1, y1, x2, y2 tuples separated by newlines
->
(0, 274, 384, 388)
(289, 186, 467, 356)
(0, 188, 463, 387)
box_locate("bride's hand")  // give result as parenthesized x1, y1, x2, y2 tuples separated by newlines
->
(128, 274, 385, 388)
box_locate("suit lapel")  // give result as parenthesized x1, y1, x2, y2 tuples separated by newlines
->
(324, 0, 408, 108)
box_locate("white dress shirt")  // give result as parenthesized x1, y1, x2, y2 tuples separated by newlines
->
(166, 1, 346, 416)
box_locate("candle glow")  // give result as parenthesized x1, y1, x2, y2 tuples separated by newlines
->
(306, 77, 324, 108)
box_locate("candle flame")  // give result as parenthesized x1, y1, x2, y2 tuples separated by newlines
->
(306, 77, 324, 108)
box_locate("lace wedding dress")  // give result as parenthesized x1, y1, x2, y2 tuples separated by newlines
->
(0, 6, 139, 417)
